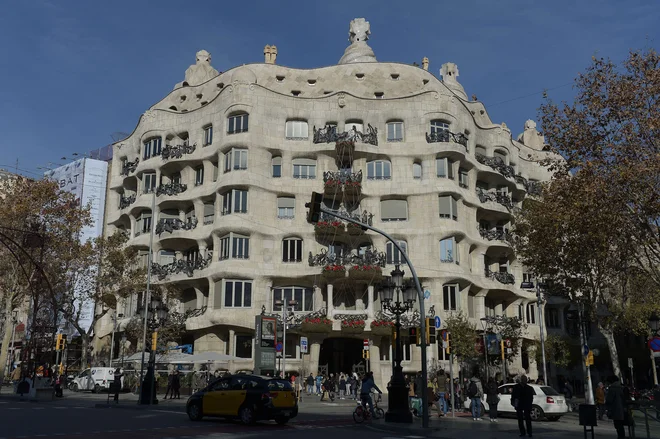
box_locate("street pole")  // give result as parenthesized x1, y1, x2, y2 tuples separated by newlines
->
(579, 303, 595, 405)
(536, 284, 548, 384)
(482, 332, 489, 380)
(138, 191, 156, 405)
(651, 350, 658, 386)
(318, 206, 429, 427)
(5, 313, 17, 376)
(109, 313, 116, 368)
(282, 304, 287, 376)
(449, 351, 455, 417)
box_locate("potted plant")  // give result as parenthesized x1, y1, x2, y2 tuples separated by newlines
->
(346, 222, 364, 236)
(321, 264, 346, 282)
(370, 319, 394, 336)
(300, 317, 333, 333)
(314, 220, 345, 241)
(341, 318, 366, 334)
(343, 180, 362, 197)
(348, 265, 383, 283)
(324, 179, 342, 197)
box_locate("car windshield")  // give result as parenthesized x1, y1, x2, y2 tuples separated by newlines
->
(267, 380, 293, 391)
(540, 386, 560, 396)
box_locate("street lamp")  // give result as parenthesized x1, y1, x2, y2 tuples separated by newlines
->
(108, 312, 124, 367)
(4, 310, 19, 376)
(480, 318, 491, 380)
(521, 280, 549, 386)
(137, 296, 168, 405)
(649, 313, 659, 386)
(274, 298, 298, 377)
(379, 265, 416, 423)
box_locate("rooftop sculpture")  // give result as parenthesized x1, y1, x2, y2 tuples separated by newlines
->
(338, 18, 377, 64)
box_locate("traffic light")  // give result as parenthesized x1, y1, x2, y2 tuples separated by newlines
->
(362, 350, 370, 360)
(305, 192, 324, 224)
(441, 330, 450, 355)
(425, 318, 436, 345)
(408, 327, 421, 346)
(152, 331, 158, 351)
(55, 334, 66, 351)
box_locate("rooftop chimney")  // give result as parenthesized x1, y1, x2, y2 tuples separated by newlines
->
(264, 45, 278, 64)
(422, 57, 429, 71)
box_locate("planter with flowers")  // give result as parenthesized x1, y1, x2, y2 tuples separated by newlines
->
(314, 220, 345, 242)
(346, 222, 365, 236)
(324, 179, 343, 198)
(348, 265, 383, 283)
(300, 317, 333, 333)
(341, 318, 366, 334)
(369, 319, 394, 336)
(343, 180, 362, 198)
(321, 264, 346, 282)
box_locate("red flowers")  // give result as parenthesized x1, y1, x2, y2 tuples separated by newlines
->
(324, 264, 345, 272)
(341, 319, 366, 328)
(315, 220, 343, 228)
(324, 180, 340, 187)
(351, 265, 382, 272)
(371, 320, 394, 328)
(303, 317, 333, 325)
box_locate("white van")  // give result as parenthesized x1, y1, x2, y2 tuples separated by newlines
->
(71, 367, 123, 393)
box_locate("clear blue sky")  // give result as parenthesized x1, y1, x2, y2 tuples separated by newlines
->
(0, 0, 657, 177)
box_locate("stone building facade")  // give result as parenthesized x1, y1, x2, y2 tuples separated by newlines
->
(102, 18, 555, 385)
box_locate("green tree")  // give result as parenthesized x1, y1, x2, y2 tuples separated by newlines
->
(444, 312, 478, 364)
(532, 334, 573, 369)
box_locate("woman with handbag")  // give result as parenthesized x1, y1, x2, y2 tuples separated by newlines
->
(486, 377, 500, 422)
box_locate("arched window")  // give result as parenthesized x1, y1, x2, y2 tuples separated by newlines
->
(494, 149, 508, 164)
(285, 120, 309, 140)
(386, 240, 407, 264)
(381, 199, 408, 221)
(143, 137, 162, 160)
(475, 145, 487, 157)
(159, 249, 176, 265)
(227, 112, 249, 134)
(282, 237, 303, 262)
(272, 286, 314, 312)
(412, 162, 422, 179)
(345, 120, 363, 133)
(219, 233, 250, 260)
(367, 160, 391, 180)
(292, 158, 316, 179)
(429, 120, 450, 142)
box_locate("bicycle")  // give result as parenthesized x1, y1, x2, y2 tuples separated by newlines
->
(353, 393, 385, 423)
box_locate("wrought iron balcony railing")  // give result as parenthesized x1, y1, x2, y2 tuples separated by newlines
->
(155, 217, 198, 236)
(151, 253, 212, 280)
(475, 153, 516, 179)
(121, 158, 139, 176)
(156, 182, 187, 196)
(161, 142, 196, 160)
(479, 227, 513, 244)
(308, 246, 386, 268)
(119, 194, 136, 209)
(485, 269, 515, 285)
(319, 209, 373, 226)
(425, 130, 468, 148)
(323, 170, 363, 185)
(476, 188, 514, 211)
(313, 124, 378, 146)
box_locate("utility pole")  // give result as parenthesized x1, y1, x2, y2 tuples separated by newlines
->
(536, 283, 548, 384)
(138, 191, 156, 405)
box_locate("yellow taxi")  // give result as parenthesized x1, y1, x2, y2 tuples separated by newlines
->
(186, 374, 298, 425)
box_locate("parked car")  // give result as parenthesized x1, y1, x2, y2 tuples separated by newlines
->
(186, 374, 298, 425)
(70, 367, 123, 393)
(464, 383, 569, 421)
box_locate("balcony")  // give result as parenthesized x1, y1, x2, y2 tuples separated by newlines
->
(425, 130, 468, 148)
(161, 142, 196, 160)
(475, 153, 515, 179)
(121, 158, 139, 176)
(156, 182, 187, 197)
(485, 269, 515, 285)
(476, 188, 514, 211)
(479, 227, 513, 244)
(151, 254, 212, 280)
(155, 217, 198, 236)
(323, 170, 363, 201)
(515, 175, 543, 197)
(119, 194, 136, 209)
(313, 124, 378, 146)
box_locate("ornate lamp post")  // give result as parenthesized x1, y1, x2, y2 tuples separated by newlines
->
(649, 313, 659, 386)
(274, 299, 298, 377)
(137, 296, 168, 405)
(379, 265, 416, 423)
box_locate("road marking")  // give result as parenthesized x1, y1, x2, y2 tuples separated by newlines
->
(406, 436, 426, 439)
(33, 407, 45, 410)
(152, 409, 187, 415)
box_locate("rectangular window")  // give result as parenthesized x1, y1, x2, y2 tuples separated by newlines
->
(232, 235, 249, 259)
(212, 162, 219, 182)
(224, 149, 248, 172)
(203, 126, 213, 146)
(430, 120, 450, 141)
(277, 197, 295, 219)
(386, 240, 407, 264)
(526, 304, 536, 324)
(224, 280, 253, 308)
(438, 333, 451, 361)
(292, 159, 316, 179)
(222, 190, 248, 214)
(285, 121, 309, 139)
(402, 336, 412, 362)
(234, 334, 253, 358)
(159, 250, 175, 265)
(282, 238, 303, 262)
(386, 122, 403, 142)
(138, 213, 152, 235)
(219, 236, 230, 260)
(381, 199, 408, 221)
(413, 163, 422, 179)
(436, 158, 454, 179)
(438, 196, 458, 220)
(195, 166, 204, 186)
(273, 287, 313, 312)
(443, 284, 458, 311)
(367, 161, 391, 180)
(440, 238, 458, 263)
(272, 157, 282, 178)
(203, 204, 214, 225)
(143, 173, 156, 193)
(227, 114, 249, 134)
(345, 121, 363, 133)
(546, 308, 560, 328)
(143, 138, 162, 159)
(459, 169, 469, 189)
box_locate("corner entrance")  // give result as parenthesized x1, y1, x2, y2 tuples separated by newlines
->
(318, 337, 364, 375)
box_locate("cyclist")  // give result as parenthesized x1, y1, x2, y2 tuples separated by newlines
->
(360, 372, 382, 418)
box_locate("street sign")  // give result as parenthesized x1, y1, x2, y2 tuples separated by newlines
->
(441, 330, 448, 341)
(300, 337, 308, 354)
(434, 316, 441, 329)
(424, 290, 431, 299)
(505, 339, 512, 348)
(583, 344, 590, 356)
(649, 337, 660, 352)
(275, 342, 283, 353)
(363, 339, 370, 351)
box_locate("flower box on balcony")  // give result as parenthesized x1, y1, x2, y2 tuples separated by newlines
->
(343, 181, 362, 197)
(321, 264, 346, 282)
(314, 221, 345, 241)
(348, 265, 383, 283)
(341, 319, 366, 334)
(324, 179, 343, 198)
(300, 317, 333, 333)
(346, 222, 365, 236)
(370, 320, 394, 336)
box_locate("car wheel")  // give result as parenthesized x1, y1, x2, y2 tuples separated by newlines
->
(93, 384, 101, 394)
(187, 402, 203, 421)
(275, 416, 289, 425)
(547, 416, 560, 422)
(353, 406, 365, 423)
(239, 406, 256, 425)
(530, 405, 544, 421)
(72, 383, 79, 392)
(375, 408, 385, 419)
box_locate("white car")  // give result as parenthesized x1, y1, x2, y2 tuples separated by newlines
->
(71, 367, 123, 393)
(464, 383, 569, 421)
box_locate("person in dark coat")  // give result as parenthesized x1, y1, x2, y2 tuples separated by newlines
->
(171, 371, 181, 399)
(485, 377, 499, 422)
(113, 368, 123, 402)
(164, 371, 174, 399)
(512, 375, 534, 437)
(605, 376, 626, 439)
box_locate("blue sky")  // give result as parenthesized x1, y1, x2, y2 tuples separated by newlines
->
(0, 0, 657, 177)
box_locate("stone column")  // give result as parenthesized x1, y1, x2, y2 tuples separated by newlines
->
(367, 285, 375, 319)
(309, 338, 321, 375)
(265, 280, 273, 312)
(327, 284, 334, 318)
(228, 329, 235, 357)
(370, 340, 382, 385)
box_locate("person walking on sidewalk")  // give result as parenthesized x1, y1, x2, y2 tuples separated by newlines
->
(360, 371, 382, 418)
(606, 376, 627, 439)
(339, 374, 347, 400)
(315, 374, 323, 395)
(171, 370, 181, 399)
(595, 382, 606, 420)
(306, 374, 314, 395)
(486, 377, 499, 422)
(467, 375, 483, 420)
(512, 375, 534, 437)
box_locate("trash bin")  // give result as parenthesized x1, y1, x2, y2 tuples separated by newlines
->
(579, 404, 598, 426)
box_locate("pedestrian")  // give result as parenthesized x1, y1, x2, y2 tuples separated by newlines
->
(512, 375, 534, 437)
(467, 375, 483, 421)
(306, 374, 314, 395)
(562, 379, 574, 411)
(322, 375, 335, 401)
(164, 371, 174, 399)
(339, 374, 347, 400)
(486, 377, 499, 422)
(112, 368, 123, 402)
(172, 370, 181, 399)
(315, 374, 323, 395)
(345, 372, 351, 397)
(595, 382, 606, 420)
(605, 376, 627, 439)
(360, 371, 383, 418)
(296, 374, 303, 402)
(11, 366, 22, 394)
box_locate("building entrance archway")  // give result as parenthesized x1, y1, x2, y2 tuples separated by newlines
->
(319, 337, 364, 375)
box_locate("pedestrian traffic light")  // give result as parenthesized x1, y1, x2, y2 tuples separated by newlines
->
(305, 192, 324, 224)
(408, 327, 421, 346)
(425, 318, 436, 345)
(362, 350, 370, 360)
(55, 334, 66, 351)
(152, 331, 158, 351)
